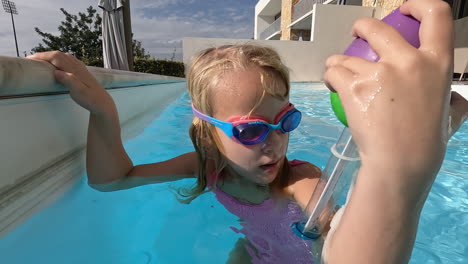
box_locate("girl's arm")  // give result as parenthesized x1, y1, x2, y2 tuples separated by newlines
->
(86, 98, 198, 191)
(322, 0, 463, 262)
(27, 52, 197, 190)
(88, 152, 198, 192)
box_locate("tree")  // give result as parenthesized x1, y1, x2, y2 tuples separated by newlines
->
(132, 38, 151, 59)
(170, 46, 177, 61)
(32, 6, 153, 66)
(32, 6, 102, 60)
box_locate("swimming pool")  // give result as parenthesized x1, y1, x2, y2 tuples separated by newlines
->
(0, 83, 466, 263)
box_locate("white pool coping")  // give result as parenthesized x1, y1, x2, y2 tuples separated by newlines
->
(0, 56, 187, 237)
(452, 84, 468, 99)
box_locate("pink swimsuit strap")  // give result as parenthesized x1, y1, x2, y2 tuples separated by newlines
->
(207, 159, 314, 263)
(288, 159, 308, 166)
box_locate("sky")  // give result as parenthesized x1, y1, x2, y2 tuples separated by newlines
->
(0, 0, 257, 61)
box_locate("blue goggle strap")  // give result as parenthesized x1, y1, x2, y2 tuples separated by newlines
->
(192, 106, 234, 138)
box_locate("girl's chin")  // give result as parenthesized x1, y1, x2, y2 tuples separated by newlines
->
(255, 171, 279, 185)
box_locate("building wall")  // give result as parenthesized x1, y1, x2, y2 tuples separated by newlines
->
(255, 0, 282, 40)
(280, 0, 300, 40)
(184, 4, 376, 82)
(455, 16, 468, 48)
(452, 13, 468, 76)
(188, 2, 467, 81)
(311, 4, 376, 42)
(454, 48, 468, 76)
(363, 0, 405, 18)
(256, 15, 277, 40)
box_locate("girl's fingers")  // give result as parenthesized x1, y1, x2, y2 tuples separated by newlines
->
(323, 65, 355, 96)
(27, 51, 75, 72)
(400, 0, 454, 56)
(54, 70, 86, 91)
(351, 17, 417, 61)
(326, 54, 376, 75)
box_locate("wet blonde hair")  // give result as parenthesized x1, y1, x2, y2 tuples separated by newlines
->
(178, 44, 291, 203)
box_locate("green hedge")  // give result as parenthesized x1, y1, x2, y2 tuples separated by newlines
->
(134, 58, 185, 78)
(82, 57, 104, 67)
(82, 57, 185, 78)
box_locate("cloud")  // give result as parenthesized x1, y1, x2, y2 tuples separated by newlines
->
(131, 0, 194, 9)
(124, 0, 255, 59)
(0, 0, 255, 60)
(0, 0, 97, 56)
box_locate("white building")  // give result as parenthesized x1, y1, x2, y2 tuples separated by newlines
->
(254, 0, 362, 41)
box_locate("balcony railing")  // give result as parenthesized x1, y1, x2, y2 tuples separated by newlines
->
(292, 0, 336, 23)
(259, 16, 282, 40)
(293, 0, 315, 22)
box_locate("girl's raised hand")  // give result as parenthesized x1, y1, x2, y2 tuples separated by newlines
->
(27, 51, 114, 116)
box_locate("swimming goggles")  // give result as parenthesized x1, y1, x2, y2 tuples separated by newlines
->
(192, 103, 302, 145)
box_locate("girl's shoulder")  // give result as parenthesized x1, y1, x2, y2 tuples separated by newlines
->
(286, 160, 322, 209)
(288, 159, 321, 179)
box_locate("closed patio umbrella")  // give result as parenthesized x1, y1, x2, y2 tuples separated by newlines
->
(98, 0, 129, 70)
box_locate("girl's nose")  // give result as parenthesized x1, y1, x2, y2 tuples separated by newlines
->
(261, 130, 283, 153)
(260, 141, 272, 153)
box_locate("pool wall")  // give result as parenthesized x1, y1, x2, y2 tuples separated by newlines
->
(0, 56, 186, 237)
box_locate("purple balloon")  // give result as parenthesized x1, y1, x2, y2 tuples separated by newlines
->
(343, 8, 421, 61)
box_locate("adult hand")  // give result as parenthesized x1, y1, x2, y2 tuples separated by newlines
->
(323, 0, 454, 201)
(322, 1, 457, 263)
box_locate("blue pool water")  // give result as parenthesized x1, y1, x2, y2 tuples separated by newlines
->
(0, 83, 467, 263)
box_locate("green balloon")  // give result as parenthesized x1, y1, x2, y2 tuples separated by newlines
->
(330, 92, 348, 127)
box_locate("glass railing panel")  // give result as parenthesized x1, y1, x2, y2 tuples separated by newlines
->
(292, 0, 339, 23)
(259, 17, 282, 40)
(292, 0, 315, 22)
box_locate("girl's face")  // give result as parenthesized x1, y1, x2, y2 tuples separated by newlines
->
(211, 68, 289, 185)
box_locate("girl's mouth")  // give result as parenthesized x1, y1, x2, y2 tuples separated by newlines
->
(260, 159, 280, 171)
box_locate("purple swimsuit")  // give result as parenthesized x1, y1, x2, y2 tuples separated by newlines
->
(209, 160, 314, 263)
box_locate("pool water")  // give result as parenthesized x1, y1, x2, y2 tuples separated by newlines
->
(0, 83, 466, 263)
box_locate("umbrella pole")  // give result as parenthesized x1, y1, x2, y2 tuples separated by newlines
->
(123, 0, 134, 71)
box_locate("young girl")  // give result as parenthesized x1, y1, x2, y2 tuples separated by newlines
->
(27, 0, 467, 262)
(30, 44, 326, 263)
(185, 45, 324, 263)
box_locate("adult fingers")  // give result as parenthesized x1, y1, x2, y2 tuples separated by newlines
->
(323, 65, 355, 95)
(351, 17, 417, 61)
(400, 0, 454, 55)
(326, 54, 376, 75)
